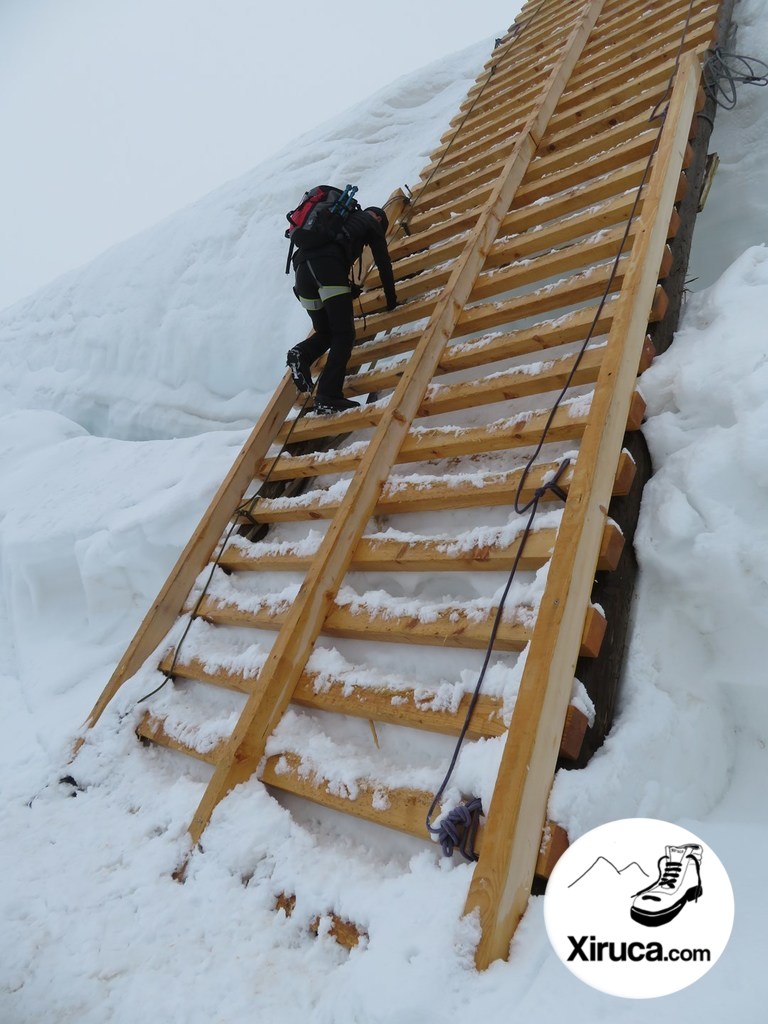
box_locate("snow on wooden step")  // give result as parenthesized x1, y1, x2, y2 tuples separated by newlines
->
(218, 519, 624, 575)
(244, 451, 636, 523)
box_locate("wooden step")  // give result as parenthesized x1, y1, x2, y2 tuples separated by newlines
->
(555, 42, 710, 122)
(368, 189, 680, 313)
(284, 343, 608, 444)
(158, 655, 506, 739)
(137, 715, 577, 863)
(218, 520, 625, 575)
(195, 592, 607, 657)
(577, 4, 718, 80)
(453, 14, 711, 151)
(354, 254, 624, 350)
(569, 9, 716, 90)
(456, 277, 668, 339)
(157, 653, 589, 758)
(347, 303, 619, 388)
(519, 129, 659, 205)
(260, 390, 646, 481)
(371, 218, 639, 312)
(243, 450, 637, 524)
(282, 337, 654, 446)
(501, 159, 681, 236)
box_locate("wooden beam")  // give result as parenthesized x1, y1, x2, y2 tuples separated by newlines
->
(156, 654, 590, 757)
(218, 521, 624, 575)
(261, 390, 646, 482)
(246, 450, 636, 524)
(465, 51, 701, 970)
(346, 303, 618, 392)
(281, 342, 610, 444)
(160, 654, 508, 739)
(196, 592, 607, 657)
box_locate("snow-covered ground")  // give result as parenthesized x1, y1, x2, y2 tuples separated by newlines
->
(2, 6, 768, 1021)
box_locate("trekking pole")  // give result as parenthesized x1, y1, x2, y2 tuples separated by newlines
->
(333, 184, 358, 213)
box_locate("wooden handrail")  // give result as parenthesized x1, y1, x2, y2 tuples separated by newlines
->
(465, 50, 702, 970)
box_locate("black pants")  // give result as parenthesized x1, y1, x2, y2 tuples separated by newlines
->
(293, 255, 355, 399)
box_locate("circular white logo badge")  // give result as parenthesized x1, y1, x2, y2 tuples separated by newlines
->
(543, 818, 734, 998)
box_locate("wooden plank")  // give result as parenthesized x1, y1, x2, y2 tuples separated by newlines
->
(556, 38, 711, 118)
(465, 51, 701, 970)
(542, 87, 666, 154)
(347, 304, 618, 391)
(136, 713, 221, 766)
(138, 709, 586, 853)
(281, 341, 609, 444)
(414, 157, 508, 217)
(218, 521, 624, 574)
(581, 0, 694, 46)
(536, 822, 569, 879)
(456, 6, 712, 142)
(571, 6, 718, 87)
(197, 593, 606, 657)
(456, 260, 628, 338)
(518, 129, 658, 204)
(262, 390, 645, 481)
(161, 653, 508, 739)
(501, 157, 655, 234)
(262, 389, 645, 482)
(261, 751, 437, 840)
(577, 4, 720, 78)
(260, 754, 570, 875)
(198, 593, 606, 655)
(532, 111, 664, 179)
(246, 450, 636, 524)
(154, 650, 593, 759)
(368, 217, 639, 313)
(370, 188, 679, 297)
(284, 336, 654, 447)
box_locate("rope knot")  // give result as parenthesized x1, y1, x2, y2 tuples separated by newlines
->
(533, 457, 571, 504)
(434, 797, 483, 861)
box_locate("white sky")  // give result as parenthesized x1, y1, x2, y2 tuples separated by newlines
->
(0, 0, 520, 311)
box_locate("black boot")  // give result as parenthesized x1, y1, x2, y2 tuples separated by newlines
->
(314, 394, 360, 414)
(287, 349, 314, 393)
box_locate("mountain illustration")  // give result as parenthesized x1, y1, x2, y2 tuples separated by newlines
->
(568, 856, 650, 891)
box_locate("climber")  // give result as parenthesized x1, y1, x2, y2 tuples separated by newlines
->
(286, 204, 397, 414)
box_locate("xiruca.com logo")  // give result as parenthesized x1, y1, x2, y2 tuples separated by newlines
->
(543, 818, 734, 998)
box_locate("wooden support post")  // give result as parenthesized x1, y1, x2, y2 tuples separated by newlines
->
(465, 52, 702, 970)
(184, 0, 608, 852)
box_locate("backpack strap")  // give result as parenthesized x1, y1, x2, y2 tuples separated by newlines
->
(285, 237, 295, 275)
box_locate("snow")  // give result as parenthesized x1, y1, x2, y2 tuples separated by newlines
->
(2, 5, 768, 1022)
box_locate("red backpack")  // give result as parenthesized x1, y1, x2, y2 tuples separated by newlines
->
(284, 184, 359, 272)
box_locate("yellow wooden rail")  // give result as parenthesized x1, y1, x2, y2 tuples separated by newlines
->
(466, 51, 702, 968)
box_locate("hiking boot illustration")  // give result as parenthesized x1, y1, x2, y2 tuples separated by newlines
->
(631, 844, 703, 927)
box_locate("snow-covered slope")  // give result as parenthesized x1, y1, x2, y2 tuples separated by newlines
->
(0, 45, 486, 441)
(2, 8, 768, 1022)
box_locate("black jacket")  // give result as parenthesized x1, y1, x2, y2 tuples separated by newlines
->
(293, 208, 397, 308)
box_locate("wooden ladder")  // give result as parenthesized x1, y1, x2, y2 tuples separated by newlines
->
(79, 0, 725, 967)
